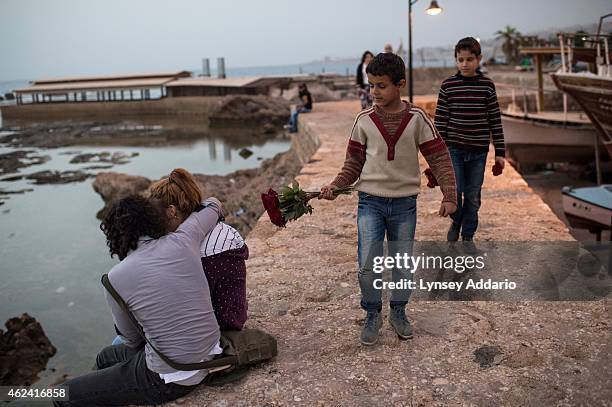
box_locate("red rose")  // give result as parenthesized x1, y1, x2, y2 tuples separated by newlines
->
(261, 188, 286, 227)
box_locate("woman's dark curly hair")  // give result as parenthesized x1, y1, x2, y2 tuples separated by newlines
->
(100, 195, 168, 260)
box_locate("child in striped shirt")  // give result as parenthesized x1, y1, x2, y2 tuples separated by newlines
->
(434, 37, 506, 245)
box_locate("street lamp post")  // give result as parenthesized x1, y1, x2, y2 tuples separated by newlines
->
(408, 0, 443, 102)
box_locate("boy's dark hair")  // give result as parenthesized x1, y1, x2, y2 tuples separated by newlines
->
(366, 53, 406, 85)
(454, 37, 481, 57)
(100, 195, 168, 260)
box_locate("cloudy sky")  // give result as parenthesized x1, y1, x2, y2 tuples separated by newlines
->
(0, 0, 610, 80)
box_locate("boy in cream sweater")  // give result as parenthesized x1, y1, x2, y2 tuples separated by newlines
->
(320, 53, 457, 345)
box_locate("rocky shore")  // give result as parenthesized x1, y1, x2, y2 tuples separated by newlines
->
(0, 314, 56, 386)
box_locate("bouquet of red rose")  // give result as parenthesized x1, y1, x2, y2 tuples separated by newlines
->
(261, 181, 353, 227)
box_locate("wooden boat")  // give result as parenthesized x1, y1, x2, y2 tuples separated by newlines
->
(552, 22, 612, 238)
(551, 71, 612, 158)
(501, 109, 598, 164)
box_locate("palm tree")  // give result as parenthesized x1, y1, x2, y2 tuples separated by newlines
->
(495, 26, 522, 65)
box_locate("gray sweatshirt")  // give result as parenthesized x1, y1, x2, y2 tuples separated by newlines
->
(104, 202, 221, 375)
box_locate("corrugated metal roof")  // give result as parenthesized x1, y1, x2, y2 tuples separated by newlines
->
(166, 74, 310, 88)
(33, 71, 191, 85)
(166, 77, 262, 88)
(15, 78, 176, 94)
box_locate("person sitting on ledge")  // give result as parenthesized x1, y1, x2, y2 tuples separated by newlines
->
(54, 191, 223, 406)
(284, 83, 313, 133)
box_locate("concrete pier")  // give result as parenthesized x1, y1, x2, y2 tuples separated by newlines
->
(180, 100, 610, 406)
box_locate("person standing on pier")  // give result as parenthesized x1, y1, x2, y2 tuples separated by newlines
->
(319, 53, 457, 346)
(356, 51, 374, 110)
(434, 37, 506, 247)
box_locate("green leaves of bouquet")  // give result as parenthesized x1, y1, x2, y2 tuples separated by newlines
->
(261, 181, 354, 227)
(278, 181, 318, 223)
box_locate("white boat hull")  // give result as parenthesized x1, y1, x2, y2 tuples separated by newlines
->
(562, 193, 612, 230)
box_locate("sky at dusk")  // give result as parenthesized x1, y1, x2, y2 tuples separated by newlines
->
(1, 0, 610, 80)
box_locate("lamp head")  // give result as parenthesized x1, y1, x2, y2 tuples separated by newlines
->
(426, 0, 442, 15)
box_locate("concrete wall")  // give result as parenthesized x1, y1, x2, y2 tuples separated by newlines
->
(0, 96, 225, 123)
(293, 119, 322, 165)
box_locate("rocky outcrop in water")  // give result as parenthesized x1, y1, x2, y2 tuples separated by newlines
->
(92, 172, 152, 219)
(70, 152, 139, 165)
(0, 150, 50, 176)
(92, 145, 303, 236)
(0, 313, 56, 386)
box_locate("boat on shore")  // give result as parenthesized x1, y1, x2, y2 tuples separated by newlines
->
(501, 109, 598, 164)
(551, 72, 612, 158)
(552, 17, 612, 239)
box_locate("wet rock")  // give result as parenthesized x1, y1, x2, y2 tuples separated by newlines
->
(238, 148, 253, 159)
(0, 150, 51, 175)
(25, 170, 92, 185)
(92, 172, 152, 219)
(1, 175, 24, 182)
(0, 313, 56, 386)
(70, 152, 139, 165)
(473, 345, 503, 368)
(83, 164, 114, 170)
(4, 93, 15, 101)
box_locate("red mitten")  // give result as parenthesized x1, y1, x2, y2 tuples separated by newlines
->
(492, 162, 503, 176)
(424, 168, 439, 188)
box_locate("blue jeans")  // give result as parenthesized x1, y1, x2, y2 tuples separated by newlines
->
(448, 146, 488, 238)
(289, 107, 311, 132)
(357, 192, 417, 312)
(112, 335, 125, 345)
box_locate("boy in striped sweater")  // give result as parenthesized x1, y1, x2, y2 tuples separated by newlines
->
(434, 37, 506, 244)
(319, 53, 457, 345)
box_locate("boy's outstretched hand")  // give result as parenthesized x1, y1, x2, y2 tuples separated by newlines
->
(319, 184, 338, 200)
(439, 201, 457, 217)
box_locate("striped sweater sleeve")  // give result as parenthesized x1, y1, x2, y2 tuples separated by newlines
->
(414, 109, 457, 205)
(487, 83, 506, 157)
(331, 116, 367, 188)
(434, 84, 449, 141)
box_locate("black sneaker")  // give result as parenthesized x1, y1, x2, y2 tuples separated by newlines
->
(360, 311, 382, 345)
(447, 222, 461, 242)
(388, 305, 413, 339)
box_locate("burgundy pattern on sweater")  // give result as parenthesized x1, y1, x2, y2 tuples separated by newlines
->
(332, 103, 457, 204)
(434, 73, 505, 157)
